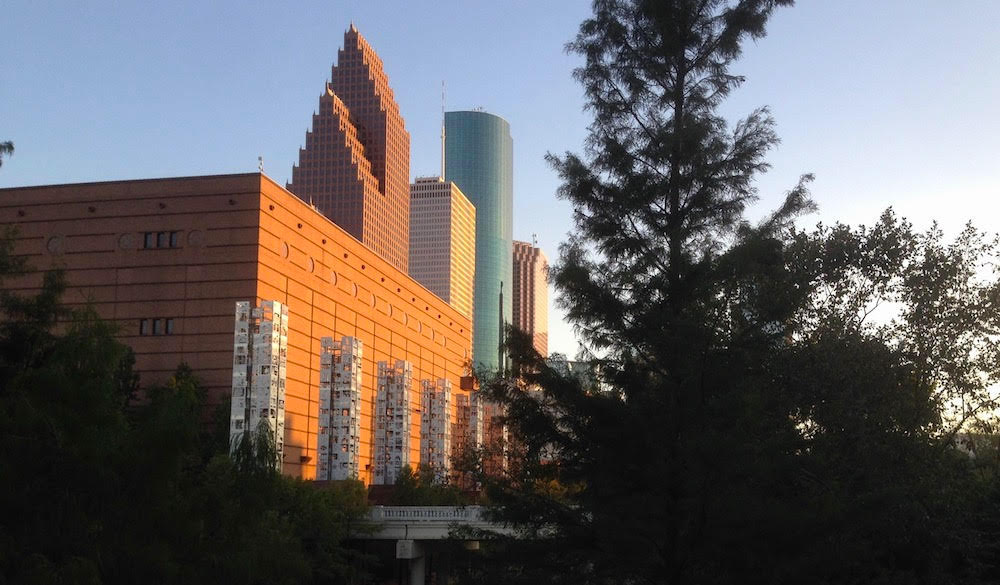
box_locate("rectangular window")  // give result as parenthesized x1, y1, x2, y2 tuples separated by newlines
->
(152, 318, 162, 335)
(156, 232, 167, 248)
(169, 231, 179, 248)
(139, 319, 149, 335)
(143, 232, 154, 249)
(165, 318, 174, 334)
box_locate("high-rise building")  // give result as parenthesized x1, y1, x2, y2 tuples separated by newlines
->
(444, 111, 513, 371)
(512, 240, 549, 356)
(409, 177, 476, 320)
(288, 25, 411, 272)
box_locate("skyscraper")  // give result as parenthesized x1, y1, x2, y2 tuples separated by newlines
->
(288, 25, 411, 272)
(409, 177, 476, 320)
(512, 240, 549, 357)
(445, 111, 513, 371)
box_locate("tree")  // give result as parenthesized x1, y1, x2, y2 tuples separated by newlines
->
(0, 141, 12, 168)
(466, 2, 996, 584)
(389, 464, 465, 506)
(0, 230, 370, 584)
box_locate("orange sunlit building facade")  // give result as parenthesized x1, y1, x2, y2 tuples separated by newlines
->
(0, 173, 473, 483)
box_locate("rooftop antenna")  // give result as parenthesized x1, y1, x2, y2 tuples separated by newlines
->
(258, 156, 264, 173)
(440, 80, 446, 180)
(532, 233, 538, 248)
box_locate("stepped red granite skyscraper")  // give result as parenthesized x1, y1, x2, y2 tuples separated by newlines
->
(288, 25, 411, 271)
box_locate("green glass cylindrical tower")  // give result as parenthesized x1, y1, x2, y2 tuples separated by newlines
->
(445, 110, 513, 372)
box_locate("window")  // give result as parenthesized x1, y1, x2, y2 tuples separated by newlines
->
(140, 317, 176, 335)
(142, 231, 182, 249)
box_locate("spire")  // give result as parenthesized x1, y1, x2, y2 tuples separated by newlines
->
(441, 80, 446, 180)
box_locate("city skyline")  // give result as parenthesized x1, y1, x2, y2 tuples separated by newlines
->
(3, 1, 1000, 359)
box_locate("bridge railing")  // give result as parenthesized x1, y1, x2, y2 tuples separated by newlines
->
(368, 505, 487, 523)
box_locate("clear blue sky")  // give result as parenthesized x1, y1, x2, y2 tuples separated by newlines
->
(3, 1, 999, 357)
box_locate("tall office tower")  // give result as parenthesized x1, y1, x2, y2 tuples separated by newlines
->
(288, 25, 411, 272)
(373, 360, 413, 485)
(409, 177, 476, 319)
(230, 300, 289, 470)
(444, 111, 513, 370)
(420, 379, 453, 482)
(317, 336, 363, 481)
(512, 240, 549, 356)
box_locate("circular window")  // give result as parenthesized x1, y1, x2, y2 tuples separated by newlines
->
(187, 230, 204, 246)
(308, 257, 315, 273)
(118, 233, 135, 250)
(46, 236, 64, 255)
(331, 271, 338, 286)
(281, 242, 289, 259)
(352, 283, 358, 297)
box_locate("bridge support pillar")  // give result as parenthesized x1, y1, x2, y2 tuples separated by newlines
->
(396, 539, 425, 585)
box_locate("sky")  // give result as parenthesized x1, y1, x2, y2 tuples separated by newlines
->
(3, 1, 999, 358)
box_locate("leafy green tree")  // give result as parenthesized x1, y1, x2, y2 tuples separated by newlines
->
(465, 2, 998, 584)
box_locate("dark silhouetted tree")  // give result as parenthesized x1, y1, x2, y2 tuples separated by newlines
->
(0, 230, 369, 585)
(0, 141, 12, 168)
(463, 2, 999, 584)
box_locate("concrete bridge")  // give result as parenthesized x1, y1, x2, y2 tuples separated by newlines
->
(354, 506, 513, 585)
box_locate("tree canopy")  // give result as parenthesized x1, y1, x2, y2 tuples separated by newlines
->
(465, 2, 1000, 584)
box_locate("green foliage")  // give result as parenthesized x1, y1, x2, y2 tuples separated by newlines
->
(0, 231, 369, 584)
(465, 2, 1000, 584)
(389, 465, 466, 506)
